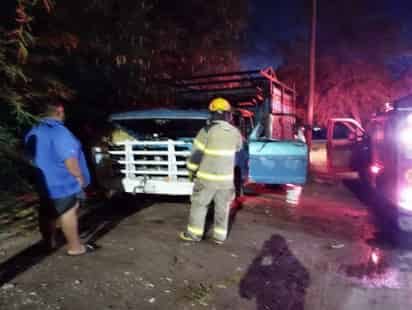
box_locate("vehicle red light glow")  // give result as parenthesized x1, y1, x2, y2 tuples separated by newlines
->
(399, 128, 412, 145)
(405, 169, 412, 183)
(371, 251, 380, 265)
(370, 164, 382, 174)
(407, 113, 412, 124)
(399, 187, 412, 211)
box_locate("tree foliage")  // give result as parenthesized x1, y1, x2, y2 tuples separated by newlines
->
(0, 0, 75, 135)
(0, 0, 249, 193)
(277, 0, 412, 126)
(57, 0, 249, 108)
(1, 0, 249, 127)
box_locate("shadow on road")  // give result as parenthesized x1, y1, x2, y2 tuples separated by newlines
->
(342, 179, 376, 207)
(0, 193, 154, 286)
(228, 196, 246, 233)
(239, 234, 310, 310)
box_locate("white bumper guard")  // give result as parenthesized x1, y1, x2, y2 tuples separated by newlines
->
(108, 140, 194, 195)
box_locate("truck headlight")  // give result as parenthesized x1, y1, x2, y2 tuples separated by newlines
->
(92, 146, 104, 164)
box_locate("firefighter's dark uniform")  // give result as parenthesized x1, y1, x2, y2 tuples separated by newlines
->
(184, 119, 242, 243)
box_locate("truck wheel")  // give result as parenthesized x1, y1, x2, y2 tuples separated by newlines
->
(235, 168, 244, 198)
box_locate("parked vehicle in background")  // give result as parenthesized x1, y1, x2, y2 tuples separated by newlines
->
(91, 68, 308, 199)
(309, 126, 328, 174)
(326, 95, 412, 232)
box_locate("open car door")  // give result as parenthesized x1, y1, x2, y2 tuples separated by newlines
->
(327, 118, 365, 172)
(248, 120, 308, 185)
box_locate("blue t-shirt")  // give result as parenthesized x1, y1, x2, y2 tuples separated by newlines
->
(25, 118, 91, 199)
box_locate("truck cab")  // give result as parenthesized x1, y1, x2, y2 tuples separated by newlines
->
(326, 95, 412, 231)
(92, 108, 252, 196)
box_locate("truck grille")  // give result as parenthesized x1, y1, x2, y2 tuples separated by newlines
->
(108, 140, 191, 180)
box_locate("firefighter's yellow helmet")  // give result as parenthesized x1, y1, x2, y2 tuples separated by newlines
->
(209, 97, 231, 112)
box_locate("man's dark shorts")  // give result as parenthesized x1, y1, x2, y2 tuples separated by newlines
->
(39, 192, 84, 219)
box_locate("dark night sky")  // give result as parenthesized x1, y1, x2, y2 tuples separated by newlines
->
(241, 0, 306, 69)
(241, 0, 412, 70)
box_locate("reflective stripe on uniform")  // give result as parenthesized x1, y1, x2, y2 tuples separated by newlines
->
(193, 139, 206, 151)
(204, 148, 235, 156)
(196, 171, 233, 181)
(187, 161, 199, 171)
(188, 225, 203, 236)
(193, 139, 235, 157)
(214, 227, 227, 236)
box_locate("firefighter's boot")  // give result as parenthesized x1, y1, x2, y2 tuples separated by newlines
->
(179, 231, 201, 242)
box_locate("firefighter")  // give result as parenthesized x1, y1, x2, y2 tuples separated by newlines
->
(180, 97, 242, 244)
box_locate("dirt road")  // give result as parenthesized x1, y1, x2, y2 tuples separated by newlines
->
(1, 181, 412, 310)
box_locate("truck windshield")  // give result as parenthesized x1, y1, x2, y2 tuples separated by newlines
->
(113, 118, 207, 140)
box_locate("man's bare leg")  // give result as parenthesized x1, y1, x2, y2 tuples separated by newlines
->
(59, 203, 84, 254)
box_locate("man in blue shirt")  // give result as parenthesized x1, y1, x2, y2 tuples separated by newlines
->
(25, 102, 96, 255)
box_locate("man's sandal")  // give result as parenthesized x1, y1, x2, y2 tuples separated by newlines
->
(66, 243, 100, 256)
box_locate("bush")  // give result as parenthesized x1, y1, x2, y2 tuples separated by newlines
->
(0, 126, 33, 194)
